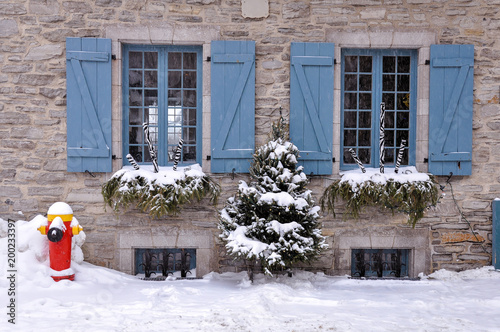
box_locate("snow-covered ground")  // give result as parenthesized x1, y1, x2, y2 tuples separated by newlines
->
(2, 217, 500, 332)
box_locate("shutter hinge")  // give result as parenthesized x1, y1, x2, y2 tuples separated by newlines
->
(424, 158, 428, 163)
(112, 54, 117, 60)
(334, 59, 337, 65)
(332, 157, 336, 163)
(206, 155, 211, 160)
(206, 56, 211, 62)
(425, 60, 430, 65)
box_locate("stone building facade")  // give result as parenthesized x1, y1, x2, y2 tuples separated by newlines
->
(1, 0, 498, 278)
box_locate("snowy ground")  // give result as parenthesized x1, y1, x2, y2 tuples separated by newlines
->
(2, 217, 500, 332)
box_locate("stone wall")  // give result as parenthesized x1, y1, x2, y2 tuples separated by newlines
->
(1, 0, 499, 276)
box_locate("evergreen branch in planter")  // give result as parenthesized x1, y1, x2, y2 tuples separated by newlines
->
(320, 169, 439, 227)
(102, 166, 220, 219)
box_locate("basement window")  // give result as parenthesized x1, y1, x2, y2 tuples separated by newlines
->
(135, 248, 196, 279)
(351, 249, 409, 278)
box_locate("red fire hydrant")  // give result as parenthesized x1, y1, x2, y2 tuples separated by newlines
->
(37, 202, 83, 281)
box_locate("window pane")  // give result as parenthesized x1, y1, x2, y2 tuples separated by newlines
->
(129, 89, 142, 107)
(383, 56, 395, 73)
(144, 90, 158, 107)
(383, 74, 395, 91)
(129, 52, 142, 68)
(397, 112, 410, 128)
(168, 72, 181, 89)
(358, 148, 370, 164)
(183, 127, 196, 144)
(144, 52, 158, 69)
(144, 71, 157, 88)
(183, 90, 196, 107)
(344, 130, 356, 146)
(359, 93, 371, 110)
(359, 56, 372, 72)
(129, 70, 142, 87)
(396, 130, 409, 146)
(359, 74, 372, 91)
(183, 108, 197, 126)
(385, 130, 394, 146)
(168, 52, 182, 69)
(183, 53, 197, 70)
(345, 56, 358, 72)
(344, 93, 357, 109)
(168, 106, 182, 125)
(183, 146, 196, 162)
(358, 130, 371, 146)
(129, 127, 142, 144)
(343, 148, 354, 164)
(145, 107, 158, 126)
(183, 71, 197, 89)
(397, 93, 410, 110)
(359, 111, 371, 128)
(129, 146, 142, 162)
(344, 111, 357, 128)
(385, 111, 395, 128)
(129, 108, 142, 125)
(168, 127, 181, 145)
(397, 75, 410, 92)
(385, 148, 394, 164)
(168, 90, 181, 106)
(383, 93, 395, 110)
(397, 56, 410, 73)
(344, 74, 357, 91)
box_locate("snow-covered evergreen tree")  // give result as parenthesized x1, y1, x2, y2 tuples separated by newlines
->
(219, 117, 327, 276)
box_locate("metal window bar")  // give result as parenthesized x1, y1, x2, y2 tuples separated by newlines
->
(351, 249, 408, 278)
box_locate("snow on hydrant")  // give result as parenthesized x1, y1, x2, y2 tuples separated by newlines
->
(37, 202, 83, 281)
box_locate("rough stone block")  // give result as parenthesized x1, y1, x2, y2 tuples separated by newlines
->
(29, 0, 60, 14)
(0, 3, 27, 15)
(0, 186, 22, 198)
(25, 44, 63, 61)
(432, 254, 453, 262)
(282, 1, 310, 20)
(441, 232, 485, 243)
(0, 19, 18, 37)
(457, 254, 490, 261)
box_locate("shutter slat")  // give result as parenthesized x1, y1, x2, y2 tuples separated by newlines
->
(66, 37, 112, 172)
(429, 44, 474, 176)
(211, 41, 255, 173)
(290, 42, 334, 174)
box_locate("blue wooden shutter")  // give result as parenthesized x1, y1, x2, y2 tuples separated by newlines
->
(66, 37, 112, 172)
(290, 42, 334, 175)
(211, 40, 255, 173)
(429, 44, 474, 176)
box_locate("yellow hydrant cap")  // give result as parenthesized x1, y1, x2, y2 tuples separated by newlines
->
(47, 202, 74, 222)
(37, 225, 48, 235)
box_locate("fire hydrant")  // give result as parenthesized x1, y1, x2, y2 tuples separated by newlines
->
(37, 202, 83, 281)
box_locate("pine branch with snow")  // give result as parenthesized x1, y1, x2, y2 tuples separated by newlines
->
(102, 165, 220, 218)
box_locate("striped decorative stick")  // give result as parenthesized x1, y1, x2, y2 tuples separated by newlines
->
(143, 122, 159, 173)
(379, 102, 386, 174)
(394, 139, 406, 174)
(126, 154, 140, 170)
(348, 148, 366, 173)
(172, 138, 184, 171)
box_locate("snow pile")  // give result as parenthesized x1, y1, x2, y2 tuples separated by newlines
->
(424, 266, 500, 281)
(112, 164, 206, 190)
(1, 214, 500, 331)
(340, 166, 431, 186)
